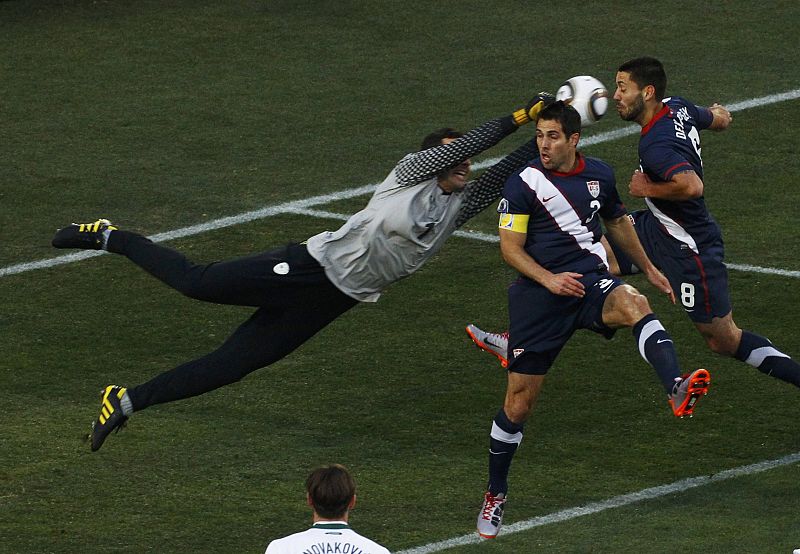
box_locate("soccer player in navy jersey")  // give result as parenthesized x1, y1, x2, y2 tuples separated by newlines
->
(475, 101, 710, 540)
(613, 56, 800, 389)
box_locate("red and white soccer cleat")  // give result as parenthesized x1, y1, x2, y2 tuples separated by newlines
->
(466, 324, 509, 368)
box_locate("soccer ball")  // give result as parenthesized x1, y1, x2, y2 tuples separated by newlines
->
(556, 75, 609, 127)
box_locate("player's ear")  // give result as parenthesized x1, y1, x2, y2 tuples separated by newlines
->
(569, 132, 580, 148)
(348, 494, 357, 510)
(306, 492, 314, 507)
(643, 84, 656, 102)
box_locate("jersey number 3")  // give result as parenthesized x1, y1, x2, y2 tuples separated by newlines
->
(585, 200, 601, 224)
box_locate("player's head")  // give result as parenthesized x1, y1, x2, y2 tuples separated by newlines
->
(535, 101, 581, 172)
(614, 57, 667, 123)
(420, 128, 462, 151)
(306, 464, 357, 521)
(420, 128, 472, 193)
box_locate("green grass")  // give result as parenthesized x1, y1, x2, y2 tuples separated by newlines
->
(2, 1, 799, 553)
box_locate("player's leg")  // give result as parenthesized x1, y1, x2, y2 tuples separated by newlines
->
(602, 283, 682, 392)
(478, 371, 545, 539)
(478, 280, 566, 539)
(695, 313, 800, 388)
(490, 371, 545, 490)
(598, 280, 709, 417)
(87, 280, 357, 451)
(128, 283, 356, 408)
(106, 231, 321, 307)
(666, 240, 800, 388)
(53, 219, 323, 307)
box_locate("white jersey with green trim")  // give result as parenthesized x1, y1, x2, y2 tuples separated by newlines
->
(264, 522, 390, 554)
(306, 116, 536, 302)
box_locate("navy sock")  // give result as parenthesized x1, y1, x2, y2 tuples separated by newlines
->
(488, 408, 523, 496)
(735, 330, 800, 388)
(632, 314, 682, 394)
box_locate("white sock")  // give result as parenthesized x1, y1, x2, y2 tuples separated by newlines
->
(120, 391, 134, 416)
(101, 229, 113, 250)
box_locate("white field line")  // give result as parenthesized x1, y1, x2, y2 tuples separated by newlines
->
(393, 450, 800, 554)
(2, 89, 798, 280)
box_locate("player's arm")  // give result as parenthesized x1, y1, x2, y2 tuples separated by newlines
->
(707, 103, 732, 131)
(498, 226, 585, 298)
(603, 215, 675, 303)
(395, 93, 553, 187)
(628, 168, 703, 200)
(395, 117, 517, 187)
(454, 138, 539, 228)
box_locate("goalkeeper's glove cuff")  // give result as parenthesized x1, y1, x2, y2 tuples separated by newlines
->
(512, 108, 531, 126)
(514, 92, 556, 126)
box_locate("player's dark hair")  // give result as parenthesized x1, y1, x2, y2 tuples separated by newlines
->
(306, 464, 356, 519)
(420, 128, 463, 151)
(618, 56, 667, 100)
(538, 101, 581, 138)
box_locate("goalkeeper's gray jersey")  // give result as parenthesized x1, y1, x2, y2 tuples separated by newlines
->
(306, 116, 536, 302)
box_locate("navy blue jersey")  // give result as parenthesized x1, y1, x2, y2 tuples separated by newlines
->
(639, 96, 720, 252)
(498, 154, 626, 275)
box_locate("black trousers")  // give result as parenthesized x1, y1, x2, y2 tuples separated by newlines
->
(106, 231, 358, 411)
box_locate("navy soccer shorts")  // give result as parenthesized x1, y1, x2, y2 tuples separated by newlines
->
(620, 210, 731, 324)
(507, 271, 623, 375)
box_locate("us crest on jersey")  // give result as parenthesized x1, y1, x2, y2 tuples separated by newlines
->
(586, 180, 600, 198)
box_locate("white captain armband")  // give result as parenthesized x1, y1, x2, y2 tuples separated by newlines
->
(498, 213, 529, 233)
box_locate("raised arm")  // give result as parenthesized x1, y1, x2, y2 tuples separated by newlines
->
(395, 117, 516, 187)
(395, 93, 554, 188)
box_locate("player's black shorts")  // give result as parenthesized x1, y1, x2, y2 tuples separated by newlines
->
(507, 271, 623, 375)
(617, 210, 731, 324)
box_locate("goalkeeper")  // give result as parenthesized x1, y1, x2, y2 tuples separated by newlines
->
(52, 92, 555, 451)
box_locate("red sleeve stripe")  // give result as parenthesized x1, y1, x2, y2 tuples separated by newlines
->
(664, 161, 692, 179)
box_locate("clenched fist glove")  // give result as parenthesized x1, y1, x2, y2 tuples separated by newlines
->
(512, 92, 556, 126)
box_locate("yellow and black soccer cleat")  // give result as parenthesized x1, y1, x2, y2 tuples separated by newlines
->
(52, 218, 117, 250)
(88, 385, 129, 452)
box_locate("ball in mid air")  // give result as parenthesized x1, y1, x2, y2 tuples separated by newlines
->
(556, 75, 609, 127)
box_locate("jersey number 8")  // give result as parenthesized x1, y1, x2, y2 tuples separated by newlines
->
(680, 282, 695, 308)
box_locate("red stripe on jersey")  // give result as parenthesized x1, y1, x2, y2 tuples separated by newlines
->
(550, 153, 586, 177)
(641, 104, 670, 135)
(663, 161, 692, 180)
(692, 254, 713, 316)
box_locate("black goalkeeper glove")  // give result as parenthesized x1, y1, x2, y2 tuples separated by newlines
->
(512, 92, 556, 126)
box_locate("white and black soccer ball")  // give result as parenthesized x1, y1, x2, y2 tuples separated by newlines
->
(555, 75, 609, 127)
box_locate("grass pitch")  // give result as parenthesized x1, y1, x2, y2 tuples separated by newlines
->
(2, 1, 799, 552)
